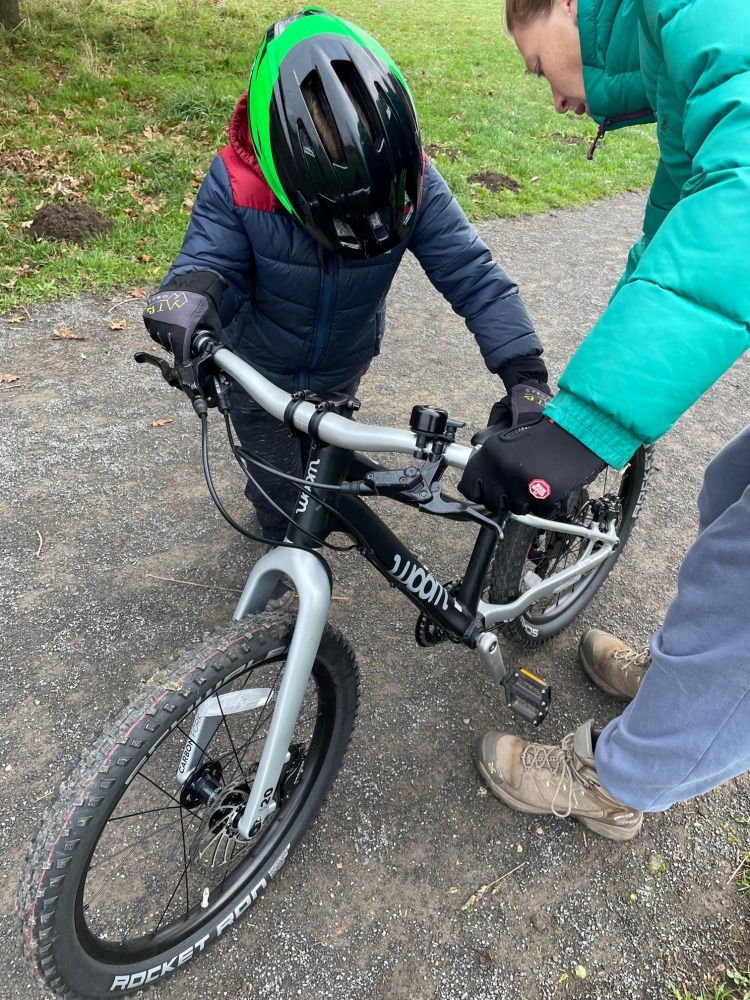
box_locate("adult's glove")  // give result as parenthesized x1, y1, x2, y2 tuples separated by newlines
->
(458, 416, 606, 517)
(489, 355, 551, 430)
(143, 269, 226, 364)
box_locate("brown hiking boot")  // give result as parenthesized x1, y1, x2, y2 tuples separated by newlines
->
(476, 720, 643, 841)
(579, 628, 651, 702)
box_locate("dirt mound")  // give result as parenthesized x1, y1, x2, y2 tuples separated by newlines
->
(468, 171, 521, 193)
(29, 201, 113, 243)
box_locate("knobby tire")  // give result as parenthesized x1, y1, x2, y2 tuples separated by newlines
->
(18, 615, 359, 999)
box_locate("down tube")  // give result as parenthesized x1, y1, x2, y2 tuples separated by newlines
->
(337, 494, 479, 643)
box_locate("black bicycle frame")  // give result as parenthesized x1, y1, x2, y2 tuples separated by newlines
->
(283, 440, 495, 648)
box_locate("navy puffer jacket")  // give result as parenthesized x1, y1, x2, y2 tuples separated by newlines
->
(165, 94, 541, 394)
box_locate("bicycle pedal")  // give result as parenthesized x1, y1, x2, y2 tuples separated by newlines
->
(500, 668, 551, 726)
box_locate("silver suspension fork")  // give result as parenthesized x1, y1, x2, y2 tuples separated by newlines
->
(226, 545, 332, 840)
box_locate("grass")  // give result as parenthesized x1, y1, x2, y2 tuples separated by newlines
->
(670, 969, 750, 1000)
(0, 0, 658, 311)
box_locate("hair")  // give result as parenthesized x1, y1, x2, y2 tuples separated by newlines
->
(301, 70, 375, 165)
(504, 0, 555, 32)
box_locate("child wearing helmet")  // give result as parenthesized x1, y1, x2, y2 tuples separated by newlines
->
(144, 7, 547, 607)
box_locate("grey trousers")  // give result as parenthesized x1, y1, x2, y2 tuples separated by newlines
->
(595, 423, 750, 811)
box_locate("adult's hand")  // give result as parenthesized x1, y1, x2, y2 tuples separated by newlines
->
(458, 416, 606, 516)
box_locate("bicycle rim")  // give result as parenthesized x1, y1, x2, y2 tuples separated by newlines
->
(489, 446, 652, 643)
(22, 619, 358, 997)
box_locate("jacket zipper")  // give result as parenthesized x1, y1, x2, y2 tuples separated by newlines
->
(587, 108, 653, 160)
(303, 247, 338, 388)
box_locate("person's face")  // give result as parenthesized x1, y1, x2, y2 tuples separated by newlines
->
(512, 0, 588, 116)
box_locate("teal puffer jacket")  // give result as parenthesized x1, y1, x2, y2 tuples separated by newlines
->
(545, 0, 750, 468)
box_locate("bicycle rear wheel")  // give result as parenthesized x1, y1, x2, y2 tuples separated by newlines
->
(486, 445, 653, 645)
(19, 616, 359, 999)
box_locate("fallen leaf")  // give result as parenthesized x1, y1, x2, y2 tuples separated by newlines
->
(129, 287, 146, 298)
(109, 319, 126, 330)
(0, 373, 20, 383)
(52, 327, 88, 341)
(6, 315, 24, 323)
(150, 418, 173, 427)
(139, 254, 152, 262)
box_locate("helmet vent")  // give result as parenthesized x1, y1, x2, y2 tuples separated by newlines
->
(301, 72, 346, 164)
(333, 61, 381, 147)
(333, 218, 360, 250)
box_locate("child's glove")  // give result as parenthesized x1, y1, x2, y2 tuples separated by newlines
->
(458, 416, 606, 517)
(486, 380, 552, 430)
(143, 270, 226, 363)
(489, 355, 551, 429)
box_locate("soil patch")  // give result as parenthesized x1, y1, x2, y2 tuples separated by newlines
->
(549, 132, 587, 145)
(29, 201, 113, 243)
(467, 171, 521, 193)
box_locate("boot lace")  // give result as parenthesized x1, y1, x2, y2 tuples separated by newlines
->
(612, 646, 651, 674)
(520, 733, 594, 819)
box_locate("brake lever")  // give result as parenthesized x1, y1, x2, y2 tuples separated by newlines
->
(134, 350, 181, 386)
(419, 485, 504, 535)
(134, 350, 226, 416)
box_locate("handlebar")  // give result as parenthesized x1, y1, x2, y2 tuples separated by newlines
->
(135, 334, 621, 547)
(193, 332, 475, 471)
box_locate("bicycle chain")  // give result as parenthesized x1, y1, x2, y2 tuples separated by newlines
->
(415, 580, 463, 647)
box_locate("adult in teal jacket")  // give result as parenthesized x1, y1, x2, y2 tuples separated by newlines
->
(460, 0, 750, 840)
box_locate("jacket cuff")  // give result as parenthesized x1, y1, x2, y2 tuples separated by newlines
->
(543, 390, 644, 469)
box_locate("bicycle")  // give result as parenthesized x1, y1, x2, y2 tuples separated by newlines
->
(18, 333, 652, 998)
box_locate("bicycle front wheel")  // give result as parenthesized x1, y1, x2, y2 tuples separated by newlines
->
(486, 445, 653, 645)
(19, 616, 359, 999)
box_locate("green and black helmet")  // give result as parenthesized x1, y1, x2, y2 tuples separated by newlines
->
(249, 7, 423, 259)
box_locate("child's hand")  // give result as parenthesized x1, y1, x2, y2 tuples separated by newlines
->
(142, 269, 226, 363)
(143, 290, 221, 363)
(486, 380, 552, 430)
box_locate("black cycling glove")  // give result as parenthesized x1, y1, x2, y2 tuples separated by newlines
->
(487, 380, 552, 430)
(458, 416, 606, 517)
(489, 355, 551, 429)
(143, 269, 227, 364)
(497, 354, 549, 394)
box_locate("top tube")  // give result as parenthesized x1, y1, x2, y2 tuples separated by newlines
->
(212, 343, 475, 471)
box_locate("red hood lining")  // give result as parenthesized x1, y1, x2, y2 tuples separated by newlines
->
(228, 92, 268, 183)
